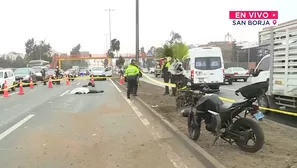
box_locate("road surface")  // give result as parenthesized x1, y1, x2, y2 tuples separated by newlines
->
(141, 73, 297, 127)
(0, 79, 209, 168)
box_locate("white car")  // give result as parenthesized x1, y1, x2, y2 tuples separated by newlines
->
(90, 66, 112, 80)
(0, 69, 16, 91)
(225, 67, 249, 82)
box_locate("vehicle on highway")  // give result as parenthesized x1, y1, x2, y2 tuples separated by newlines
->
(89, 66, 109, 80)
(149, 67, 155, 74)
(252, 20, 297, 113)
(32, 66, 47, 81)
(27, 60, 50, 68)
(183, 47, 224, 89)
(225, 67, 249, 82)
(64, 69, 77, 81)
(47, 69, 56, 78)
(154, 58, 164, 78)
(184, 81, 267, 153)
(14, 68, 37, 84)
(223, 71, 234, 85)
(0, 69, 16, 91)
(79, 68, 90, 76)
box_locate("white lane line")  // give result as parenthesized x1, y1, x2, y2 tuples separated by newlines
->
(59, 90, 70, 96)
(109, 79, 122, 93)
(0, 92, 18, 99)
(0, 114, 35, 141)
(110, 79, 188, 168)
(76, 82, 80, 86)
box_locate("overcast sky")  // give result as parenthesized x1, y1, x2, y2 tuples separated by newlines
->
(0, 0, 294, 54)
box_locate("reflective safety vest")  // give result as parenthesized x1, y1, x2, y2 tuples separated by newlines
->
(124, 64, 139, 77)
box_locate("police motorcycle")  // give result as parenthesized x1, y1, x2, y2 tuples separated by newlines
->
(183, 80, 267, 153)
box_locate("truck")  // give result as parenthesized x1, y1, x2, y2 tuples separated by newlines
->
(251, 20, 297, 113)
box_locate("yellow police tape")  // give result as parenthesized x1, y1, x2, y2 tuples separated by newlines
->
(141, 73, 297, 117)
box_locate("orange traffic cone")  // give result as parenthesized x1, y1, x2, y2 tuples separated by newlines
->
(120, 76, 124, 85)
(3, 80, 9, 97)
(66, 75, 70, 85)
(48, 76, 53, 88)
(29, 77, 34, 89)
(91, 75, 95, 85)
(18, 80, 24, 95)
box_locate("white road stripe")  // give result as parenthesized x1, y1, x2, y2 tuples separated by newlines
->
(76, 82, 80, 86)
(110, 79, 188, 168)
(59, 90, 70, 96)
(0, 114, 35, 141)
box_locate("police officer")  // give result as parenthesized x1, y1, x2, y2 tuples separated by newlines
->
(124, 59, 139, 99)
(131, 63, 141, 96)
(162, 57, 172, 95)
(55, 66, 60, 77)
(41, 68, 47, 85)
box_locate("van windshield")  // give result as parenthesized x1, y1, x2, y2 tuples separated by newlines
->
(195, 57, 221, 70)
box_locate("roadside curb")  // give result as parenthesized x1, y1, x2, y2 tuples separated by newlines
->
(112, 79, 226, 168)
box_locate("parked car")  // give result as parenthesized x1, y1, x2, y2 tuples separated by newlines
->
(79, 68, 90, 76)
(223, 70, 234, 85)
(14, 68, 37, 84)
(0, 69, 16, 91)
(32, 66, 47, 81)
(225, 67, 249, 82)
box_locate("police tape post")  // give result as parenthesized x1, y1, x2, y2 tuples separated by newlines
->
(140, 72, 297, 117)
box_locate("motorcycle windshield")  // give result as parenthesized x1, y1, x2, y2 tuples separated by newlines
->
(195, 94, 223, 112)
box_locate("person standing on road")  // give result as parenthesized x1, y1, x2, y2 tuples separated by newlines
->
(41, 68, 47, 85)
(124, 59, 139, 99)
(162, 57, 172, 95)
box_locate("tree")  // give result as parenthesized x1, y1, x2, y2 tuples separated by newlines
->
(168, 31, 182, 45)
(70, 44, 81, 55)
(24, 38, 52, 64)
(171, 42, 189, 60)
(110, 38, 120, 57)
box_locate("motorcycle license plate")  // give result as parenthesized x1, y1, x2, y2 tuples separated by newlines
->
(254, 111, 264, 120)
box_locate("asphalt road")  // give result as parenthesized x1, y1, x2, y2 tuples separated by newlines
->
(0, 79, 209, 168)
(141, 73, 297, 127)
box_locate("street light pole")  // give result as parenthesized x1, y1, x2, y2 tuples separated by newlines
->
(104, 33, 109, 51)
(135, 0, 139, 64)
(104, 9, 115, 49)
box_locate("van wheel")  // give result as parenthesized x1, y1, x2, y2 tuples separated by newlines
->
(228, 80, 233, 85)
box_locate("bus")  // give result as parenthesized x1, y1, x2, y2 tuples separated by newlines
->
(27, 60, 50, 68)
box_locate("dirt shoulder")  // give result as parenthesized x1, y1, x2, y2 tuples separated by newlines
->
(136, 81, 297, 168)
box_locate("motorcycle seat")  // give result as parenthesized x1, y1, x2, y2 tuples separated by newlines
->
(231, 99, 247, 106)
(219, 103, 232, 113)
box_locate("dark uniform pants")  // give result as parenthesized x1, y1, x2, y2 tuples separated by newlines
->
(133, 77, 139, 95)
(163, 72, 170, 94)
(127, 76, 137, 98)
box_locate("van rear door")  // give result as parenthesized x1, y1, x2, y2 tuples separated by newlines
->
(193, 57, 224, 84)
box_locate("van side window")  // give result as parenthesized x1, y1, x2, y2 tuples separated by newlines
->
(4, 72, 8, 78)
(257, 57, 270, 71)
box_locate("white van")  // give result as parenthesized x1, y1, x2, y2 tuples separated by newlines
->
(0, 69, 16, 91)
(183, 47, 224, 89)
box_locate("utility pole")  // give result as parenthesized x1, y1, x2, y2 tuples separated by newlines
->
(104, 9, 115, 49)
(104, 34, 109, 51)
(135, 0, 140, 64)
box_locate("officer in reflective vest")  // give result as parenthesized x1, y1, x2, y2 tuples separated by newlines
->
(124, 59, 140, 99)
(162, 57, 172, 95)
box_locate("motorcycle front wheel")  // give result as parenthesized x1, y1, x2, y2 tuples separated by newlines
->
(187, 112, 200, 141)
(231, 118, 264, 153)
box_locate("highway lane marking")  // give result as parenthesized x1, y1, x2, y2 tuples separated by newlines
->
(76, 82, 80, 86)
(109, 79, 122, 93)
(0, 114, 35, 141)
(0, 92, 17, 99)
(110, 79, 188, 168)
(59, 90, 70, 96)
